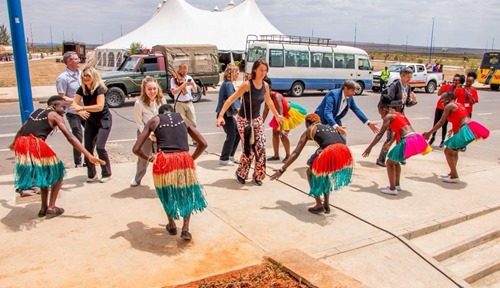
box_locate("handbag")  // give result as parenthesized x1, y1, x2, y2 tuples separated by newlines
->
(243, 82, 255, 157)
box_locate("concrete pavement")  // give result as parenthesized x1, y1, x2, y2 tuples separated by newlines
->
(1, 129, 499, 287)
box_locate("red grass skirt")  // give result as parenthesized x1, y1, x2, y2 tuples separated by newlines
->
(14, 134, 65, 190)
(310, 143, 353, 197)
(152, 151, 206, 219)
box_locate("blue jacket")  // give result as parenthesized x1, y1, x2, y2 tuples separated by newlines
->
(314, 88, 369, 127)
(215, 81, 240, 114)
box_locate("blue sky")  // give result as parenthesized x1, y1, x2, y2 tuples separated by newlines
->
(0, 0, 498, 49)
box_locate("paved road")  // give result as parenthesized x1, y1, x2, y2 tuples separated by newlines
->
(1, 88, 499, 175)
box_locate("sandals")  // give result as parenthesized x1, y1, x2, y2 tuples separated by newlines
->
(267, 156, 280, 161)
(307, 206, 325, 214)
(323, 204, 331, 214)
(45, 207, 64, 217)
(282, 156, 289, 163)
(181, 230, 192, 241)
(166, 224, 177, 235)
(38, 209, 47, 217)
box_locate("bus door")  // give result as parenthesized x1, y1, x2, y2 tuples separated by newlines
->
(356, 55, 373, 89)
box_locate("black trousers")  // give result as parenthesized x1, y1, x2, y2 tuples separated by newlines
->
(220, 115, 240, 161)
(431, 108, 448, 142)
(66, 113, 85, 165)
(84, 116, 112, 178)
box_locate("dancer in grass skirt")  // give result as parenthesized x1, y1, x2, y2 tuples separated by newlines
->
(270, 113, 353, 214)
(263, 91, 307, 163)
(10, 96, 104, 217)
(363, 100, 431, 195)
(423, 92, 489, 183)
(133, 104, 207, 241)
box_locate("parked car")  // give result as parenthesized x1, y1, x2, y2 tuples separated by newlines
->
(101, 44, 220, 108)
(372, 63, 444, 93)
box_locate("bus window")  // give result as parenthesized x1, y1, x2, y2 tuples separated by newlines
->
(322, 53, 333, 68)
(247, 47, 266, 62)
(269, 49, 284, 67)
(311, 52, 322, 67)
(358, 58, 371, 70)
(285, 50, 309, 67)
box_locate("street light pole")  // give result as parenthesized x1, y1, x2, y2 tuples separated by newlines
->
(428, 17, 435, 65)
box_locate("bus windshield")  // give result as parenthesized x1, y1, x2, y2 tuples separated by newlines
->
(247, 47, 267, 62)
(480, 52, 500, 69)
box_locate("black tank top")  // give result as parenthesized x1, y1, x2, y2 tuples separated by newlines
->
(313, 124, 346, 148)
(238, 80, 265, 119)
(21, 109, 54, 140)
(155, 113, 189, 152)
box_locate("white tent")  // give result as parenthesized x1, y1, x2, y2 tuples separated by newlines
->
(95, 0, 282, 70)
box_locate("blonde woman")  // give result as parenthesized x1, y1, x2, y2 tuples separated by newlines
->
(71, 66, 113, 183)
(130, 76, 166, 187)
(215, 64, 240, 165)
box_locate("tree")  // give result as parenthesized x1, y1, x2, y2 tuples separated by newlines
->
(129, 42, 143, 55)
(0, 24, 11, 45)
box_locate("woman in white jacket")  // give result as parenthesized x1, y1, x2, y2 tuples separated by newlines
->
(131, 76, 166, 186)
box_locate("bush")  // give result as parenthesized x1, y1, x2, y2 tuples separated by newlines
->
(129, 42, 143, 55)
(416, 58, 424, 64)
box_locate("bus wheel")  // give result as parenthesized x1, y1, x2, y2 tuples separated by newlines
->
(290, 82, 304, 97)
(491, 84, 499, 91)
(355, 81, 364, 95)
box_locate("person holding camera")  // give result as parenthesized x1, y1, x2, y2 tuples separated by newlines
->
(215, 64, 241, 165)
(170, 63, 198, 146)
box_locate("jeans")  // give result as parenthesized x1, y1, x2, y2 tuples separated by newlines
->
(84, 116, 112, 178)
(220, 115, 240, 161)
(66, 113, 85, 165)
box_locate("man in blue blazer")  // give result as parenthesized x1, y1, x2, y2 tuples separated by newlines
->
(315, 80, 379, 137)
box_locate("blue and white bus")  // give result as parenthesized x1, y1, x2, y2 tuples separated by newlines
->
(245, 35, 373, 96)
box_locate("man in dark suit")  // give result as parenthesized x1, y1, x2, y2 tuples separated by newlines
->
(376, 67, 418, 167)
(315, 79, 379, 137)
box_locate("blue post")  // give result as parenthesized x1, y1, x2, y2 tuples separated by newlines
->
(7, 0, 34, 123)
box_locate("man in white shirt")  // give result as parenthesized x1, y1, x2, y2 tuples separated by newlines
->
(56, 51, 85, 167)
(170, 63, 198, 145)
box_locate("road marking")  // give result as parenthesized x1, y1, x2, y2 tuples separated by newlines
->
(0, 148, 10, 152)
(477, 113, 492, 116)
(0, 115, 20, 118)
(0, 133, 16, 138)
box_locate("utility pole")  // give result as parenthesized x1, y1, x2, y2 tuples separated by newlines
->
(428, 17, 435, 65)
(7, 0, 34, 123)
(492, 38, 495, 50)
(120, 24, 123, 36)
(50, 26, 53, 53)
(405, 35, 408, 54)
(354, 23, 357, 47)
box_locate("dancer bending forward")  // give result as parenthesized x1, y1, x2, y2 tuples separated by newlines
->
(363, 101, 431, 195)
(423, 92, 489, 183)
(270, 113, 353, 214)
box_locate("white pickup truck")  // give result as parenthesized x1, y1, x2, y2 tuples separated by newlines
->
(372, 62, 444, 93)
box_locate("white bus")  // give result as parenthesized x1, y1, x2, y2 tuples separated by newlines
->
(245, 35, 373, 96)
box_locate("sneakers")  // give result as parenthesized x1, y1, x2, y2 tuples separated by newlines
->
(235, 171, 246, 184)
(442, 177, 460, 183)
(440, 173, 451, 178)
(380, 187, 398, 195)
(99, 176, 112, 183)
(386, 185, 401, 191)
(130, 177, 140, 187)
(87, 175, 100, 183)
(229, 156, 238, 164)
(439, 141, 445, 148)
(219, 160, 235, 166)
(376, 160, 386, 167)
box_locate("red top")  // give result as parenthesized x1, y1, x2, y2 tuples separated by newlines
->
(389, 112, 411, 142)
(447, 103, 469, 133)
(455, 87, 478, 115)
(271, 91, 290, 118)
(436, 84, 454, 109)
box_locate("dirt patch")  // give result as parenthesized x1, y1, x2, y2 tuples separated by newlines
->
(171, 261, 309, 288)
(0, 58, 66, 87)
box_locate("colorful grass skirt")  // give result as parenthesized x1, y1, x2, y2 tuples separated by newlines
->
(152, 151, 207, 220)
(309, 143, 354, 197)
(14, 134, 65, 190)
(444, 121, 490, 150)
(269, 102, 307, 131)
(387, 133, 431, 163)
